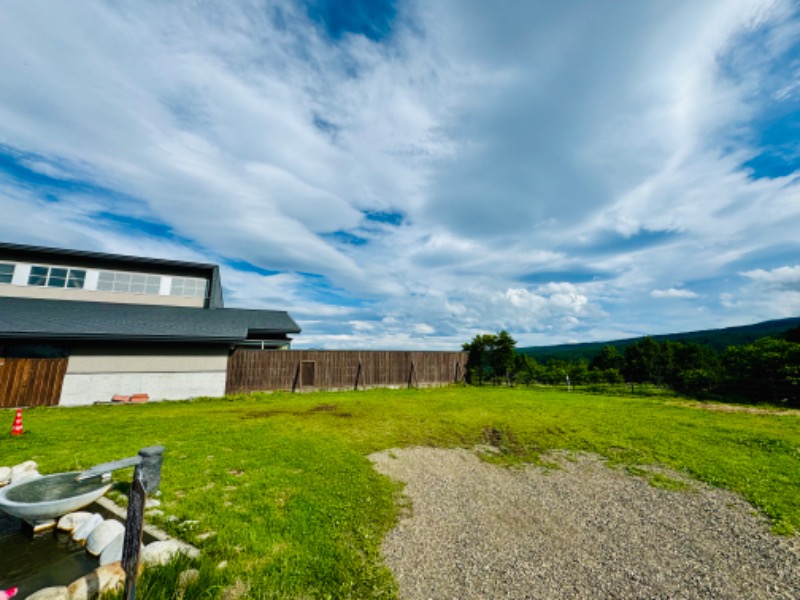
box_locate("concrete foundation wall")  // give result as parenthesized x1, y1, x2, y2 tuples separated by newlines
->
(60, 345, 229, 405)
(59, 371, 227, 406)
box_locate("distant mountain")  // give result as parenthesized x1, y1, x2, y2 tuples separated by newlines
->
(518, 317, 800, 363)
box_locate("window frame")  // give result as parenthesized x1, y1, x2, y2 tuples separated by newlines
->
(0, 262, 15, 284)
(27, 265, 87, 289)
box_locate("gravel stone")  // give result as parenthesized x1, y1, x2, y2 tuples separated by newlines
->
(370, 447, 800, 600)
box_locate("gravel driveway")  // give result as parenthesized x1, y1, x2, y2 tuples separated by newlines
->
(369, 447, 800, 599)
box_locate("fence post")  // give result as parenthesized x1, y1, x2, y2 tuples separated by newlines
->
(408, 361, 418, 389)
(122, 468, 146, 600)
(354, 361, 362, 391)
(291, 363, 300, 393)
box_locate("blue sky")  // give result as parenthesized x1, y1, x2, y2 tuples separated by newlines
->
(1, 0, 799, 349)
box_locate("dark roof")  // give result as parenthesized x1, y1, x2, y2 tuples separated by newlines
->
(0, 297, 301, 343)
(0, 242, 224, 309)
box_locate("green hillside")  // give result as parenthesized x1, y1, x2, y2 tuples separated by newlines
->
(519, 317, 800, 363)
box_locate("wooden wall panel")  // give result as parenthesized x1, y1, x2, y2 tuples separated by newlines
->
(225, 350, 467, 395)
(0, 358, 68, 408)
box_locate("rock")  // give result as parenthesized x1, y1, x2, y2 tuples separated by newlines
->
(217, 560, 228, 569)
(25, 586, 69, 599)
(86, 519, 125, 556)
(146, 509, 164, 518)
(72, 513, 103, 543)
(67, 562, 125, 599)
(99, 532, 126, 566)
(57, 512, 93, 532)
(0, 466, 11, 486)
(31, 519, 56, 533)
(141, 540, 200, 566)
(178, 568, 200, 590)
(196, 531, 216, 541)
(221, 580, 248, 600)
(145, 498, 161, 508)
(10, 460, 40, 484)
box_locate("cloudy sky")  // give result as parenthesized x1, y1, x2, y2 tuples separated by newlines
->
(1, 1, 799, 349)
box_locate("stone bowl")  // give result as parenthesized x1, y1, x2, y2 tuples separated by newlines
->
(0, 472, 112, 521)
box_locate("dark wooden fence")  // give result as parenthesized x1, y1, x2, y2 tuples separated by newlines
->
(226, 350, 468, 395)
(0, 357, 68, 408)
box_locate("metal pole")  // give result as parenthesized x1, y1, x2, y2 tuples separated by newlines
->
(137, 446, 165, 495)
(122, 468, 146, 600)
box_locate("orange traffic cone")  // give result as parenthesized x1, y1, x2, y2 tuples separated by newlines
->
(10, 409, 23, 436)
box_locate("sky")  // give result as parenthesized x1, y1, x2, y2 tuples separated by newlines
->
(1, 0, 799, 350)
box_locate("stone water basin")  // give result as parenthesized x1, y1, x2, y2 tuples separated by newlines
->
(0, 472, 111, 521)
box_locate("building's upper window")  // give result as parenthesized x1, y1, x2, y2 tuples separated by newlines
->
(97, 271, 161, 295)
(170, 276, 207, 298)
(28, 265, 86, 288)
(0, 263, 14, 284)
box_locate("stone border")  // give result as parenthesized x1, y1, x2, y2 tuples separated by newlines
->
(0, 461, 199, 599)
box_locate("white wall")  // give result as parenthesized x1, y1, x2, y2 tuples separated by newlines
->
(59, 346, 229, 406)
(59, 371, 226, 406)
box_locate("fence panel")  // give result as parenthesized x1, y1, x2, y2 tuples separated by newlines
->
(0, 357, 68, 408)
(226, 350, 467, 395)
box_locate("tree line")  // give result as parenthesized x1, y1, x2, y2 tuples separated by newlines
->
(463, 326, 800, 406)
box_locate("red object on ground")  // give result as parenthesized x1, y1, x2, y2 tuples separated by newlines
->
(10, 409, 23, 436)
(112, 394, 132, 403)
(130, 393, 149, 403)
(0, 586, 18, 599)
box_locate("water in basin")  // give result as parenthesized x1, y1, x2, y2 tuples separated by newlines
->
(0, 511, 97, 597)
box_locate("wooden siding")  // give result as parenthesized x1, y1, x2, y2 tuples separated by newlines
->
(226, 350, 467, 395)
(0, 357, 68, 408)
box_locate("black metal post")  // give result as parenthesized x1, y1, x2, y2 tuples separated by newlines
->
(137, 445, 164, 495)
(122, 467, 146, 600)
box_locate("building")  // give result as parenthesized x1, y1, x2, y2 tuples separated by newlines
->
(0, 242, 300, 407)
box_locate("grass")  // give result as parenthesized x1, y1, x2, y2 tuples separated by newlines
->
(2, 386, 799, 598)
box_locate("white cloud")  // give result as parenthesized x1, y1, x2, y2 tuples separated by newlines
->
(0, 0, 799, 349)
(741, 265, 800, 289)
(651, 288, 700, 299)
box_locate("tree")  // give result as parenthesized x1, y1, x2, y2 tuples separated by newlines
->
(489, 330, 517, 384)
(462, 333, 496, 385)
(590, 345, 624, 373)
(462, 330, 518, 385)
(784, 326, 800, 344)
(667, 342, 721, 394)
(514, 354, 544, 385)
(623, 337, 665, 384)
(722, 338, 800, 405)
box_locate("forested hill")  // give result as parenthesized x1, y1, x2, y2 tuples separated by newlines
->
(518, 317, 800, 363)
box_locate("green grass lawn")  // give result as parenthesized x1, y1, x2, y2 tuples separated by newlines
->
(2, 386, 799, 598)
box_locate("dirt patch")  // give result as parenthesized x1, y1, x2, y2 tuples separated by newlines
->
(240, 410, 283, 419)
(481, 426, 524, 455)
(239, 405, 352, 419)
(668, 400, 800, 416)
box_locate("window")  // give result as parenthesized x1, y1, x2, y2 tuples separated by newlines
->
(28, 265, 86, 289)
(0, 263, 14, 284)
(97, 271, 161, 295)
(170, 277, 207, 298)
(28, 266, 48, 286)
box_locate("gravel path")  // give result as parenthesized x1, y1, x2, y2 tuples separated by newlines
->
(369, 447, 800, 599)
